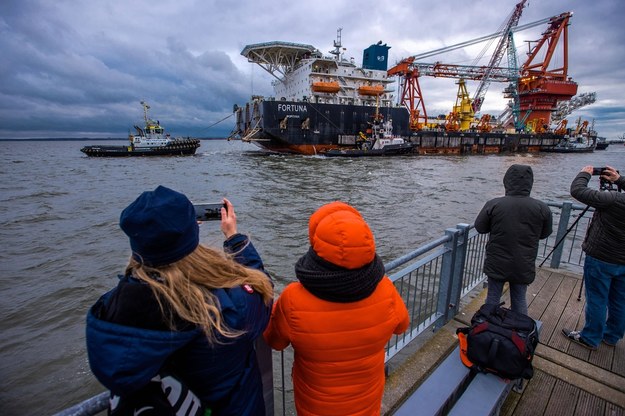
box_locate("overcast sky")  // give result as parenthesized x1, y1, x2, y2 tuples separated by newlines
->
(1, 0, 624, 139)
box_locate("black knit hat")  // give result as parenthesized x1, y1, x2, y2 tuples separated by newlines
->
(120, 186, 199, 267)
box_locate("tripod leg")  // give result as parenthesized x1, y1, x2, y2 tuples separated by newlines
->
(577, 277, 584, 301)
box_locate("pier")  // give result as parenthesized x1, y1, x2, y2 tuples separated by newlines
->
(382, 267, 625, 415)
(55, 201, 625, 416)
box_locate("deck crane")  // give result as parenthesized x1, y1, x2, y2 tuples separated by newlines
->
(471, 0, 526, 114)
(388, 5, 576, 132)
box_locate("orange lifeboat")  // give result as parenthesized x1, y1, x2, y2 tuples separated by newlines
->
(311, 81, 340, 93)
(358, 85, 384, 96)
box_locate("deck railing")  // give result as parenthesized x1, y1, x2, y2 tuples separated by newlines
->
(54, 201, 591, 416)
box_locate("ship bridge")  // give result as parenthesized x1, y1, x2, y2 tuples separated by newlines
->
(241, 41, 319, 81)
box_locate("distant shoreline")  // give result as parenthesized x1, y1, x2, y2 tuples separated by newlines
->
(0, 137, 228, 142)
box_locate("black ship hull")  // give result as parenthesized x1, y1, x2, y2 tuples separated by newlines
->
(236, 100, 569, 155)
(237, 100, 410, 155)
(81, 139, 201, 157)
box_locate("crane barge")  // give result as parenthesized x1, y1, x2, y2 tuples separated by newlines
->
(230, 2, 597, 155)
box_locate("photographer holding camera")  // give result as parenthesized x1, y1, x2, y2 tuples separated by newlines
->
(562, 166, 625, 350)
(86, 186, 274, 415)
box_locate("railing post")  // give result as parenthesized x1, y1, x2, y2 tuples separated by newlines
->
(450, 223, 471, 313)
(550, 201, 572, 269)
(436, 228, 460, 329)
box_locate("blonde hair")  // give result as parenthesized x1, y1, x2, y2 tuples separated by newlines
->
(126, 244, 273, 343)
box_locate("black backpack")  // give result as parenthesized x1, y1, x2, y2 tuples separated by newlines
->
(456, 303, 539, 380)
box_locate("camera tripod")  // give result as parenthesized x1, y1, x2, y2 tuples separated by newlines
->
(539, 205, 591, 301)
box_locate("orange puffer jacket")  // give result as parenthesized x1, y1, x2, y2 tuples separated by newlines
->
(264, 277, 409, 416)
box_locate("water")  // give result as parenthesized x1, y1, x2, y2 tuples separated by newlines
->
(0, 139, 623, 414)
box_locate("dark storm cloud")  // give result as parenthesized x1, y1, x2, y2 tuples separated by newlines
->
(0, 0, 624, 139)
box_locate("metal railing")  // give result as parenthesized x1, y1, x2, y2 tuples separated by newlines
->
(383, 224, 485, 361)
(55, 202, 591, 416)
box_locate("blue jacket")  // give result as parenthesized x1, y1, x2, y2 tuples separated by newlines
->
(86, 234, 272, 416)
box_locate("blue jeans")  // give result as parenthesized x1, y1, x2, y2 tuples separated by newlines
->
(580, 255, 625, 346)
(485, 278, 528, 316)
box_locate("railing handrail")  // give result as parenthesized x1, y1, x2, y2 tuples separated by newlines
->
(55, 202, 590, 416)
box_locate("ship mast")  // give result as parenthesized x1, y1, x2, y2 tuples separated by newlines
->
(330, 28, 343, 61)
(140, 100, 151, 125)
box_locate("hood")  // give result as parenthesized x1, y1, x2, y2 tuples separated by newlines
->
(503, 164, 533, 196)
(308, 201, 376, 269)
(86, 297, 200, 396)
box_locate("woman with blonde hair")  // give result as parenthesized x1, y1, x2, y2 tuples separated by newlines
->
(86, 186, 273, 415)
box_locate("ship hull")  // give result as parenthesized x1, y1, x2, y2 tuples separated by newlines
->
(323, 142, 417, 157)
(81, 139, 201, 157)
(238, 100, 573, 155)
(240, 100, 410, 155)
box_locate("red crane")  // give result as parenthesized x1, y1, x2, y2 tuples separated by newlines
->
(388, 5, 576, 131)
(518, 12, 577, 127)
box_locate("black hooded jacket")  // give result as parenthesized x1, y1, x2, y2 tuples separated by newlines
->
(571, 172, 625, 265)
(475, 164, 553, 284)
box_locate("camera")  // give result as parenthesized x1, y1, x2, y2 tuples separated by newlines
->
(592, 167, 607, 176)
(590, 167, 621, 192)
(193, 202, 226, 221)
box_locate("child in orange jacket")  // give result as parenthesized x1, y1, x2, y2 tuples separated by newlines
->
(264, 201, 409, 416)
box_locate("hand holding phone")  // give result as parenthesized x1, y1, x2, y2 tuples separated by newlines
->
(194, 202, 227, 221)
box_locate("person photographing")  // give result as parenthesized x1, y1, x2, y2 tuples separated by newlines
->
(562, 166, 625, 350)
(86, 186, 273, 415)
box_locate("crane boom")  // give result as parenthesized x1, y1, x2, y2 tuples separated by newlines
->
(410, 62, 516, 80)
(408, 16, 551, 61)
(472, 0, 526, 112)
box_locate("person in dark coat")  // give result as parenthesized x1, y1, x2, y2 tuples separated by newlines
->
(86, 186, 273, 415)
(474, 164, 553, 315)
(562, 166, 625, 350)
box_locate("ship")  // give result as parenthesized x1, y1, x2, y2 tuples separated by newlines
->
(322, 111, 417, 157)
(595, 137, 609, 150)
(230, 30, 411, 155)
(540, 119, 597, 153)
(81, 101, 200, 157)
(230, 6, 596, 156)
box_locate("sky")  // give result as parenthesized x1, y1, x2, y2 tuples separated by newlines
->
(1, 0, 624, 140)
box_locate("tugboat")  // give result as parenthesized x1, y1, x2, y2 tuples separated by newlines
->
(595, 137, 609, 150)
(81, 101, 200, 157)
(322, 110, 416, 157)
(541, 118, 596, 153)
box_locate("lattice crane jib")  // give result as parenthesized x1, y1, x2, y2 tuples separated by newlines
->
(472, 0, 527, 113)
(387, 3, 579, 132)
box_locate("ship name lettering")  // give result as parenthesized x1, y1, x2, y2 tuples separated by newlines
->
(278, 104, 308, 113)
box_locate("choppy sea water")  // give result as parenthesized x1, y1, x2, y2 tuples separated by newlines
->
(0, 139, 623, 414)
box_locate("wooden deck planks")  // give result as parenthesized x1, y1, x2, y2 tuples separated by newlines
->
(527, 269, 562, 318)
(509, 370, 554, 416)
(506, 269, 625, 415)
(577, 389, 606, 415)
(545, 278, 586, 352)
(606, 403, 625, 416)
(544, 379, 579, 415)
(613, 342, 625, 377)
(532, 274, 576, 344)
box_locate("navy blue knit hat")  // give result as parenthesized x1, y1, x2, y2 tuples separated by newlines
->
(120, 186, 199, 267)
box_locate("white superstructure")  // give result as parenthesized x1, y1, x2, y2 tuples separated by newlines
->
(242, 29, 396, 107)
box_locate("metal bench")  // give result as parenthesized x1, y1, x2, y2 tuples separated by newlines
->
(392, 345, 472, 416)
(393, 321, 541, 416)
